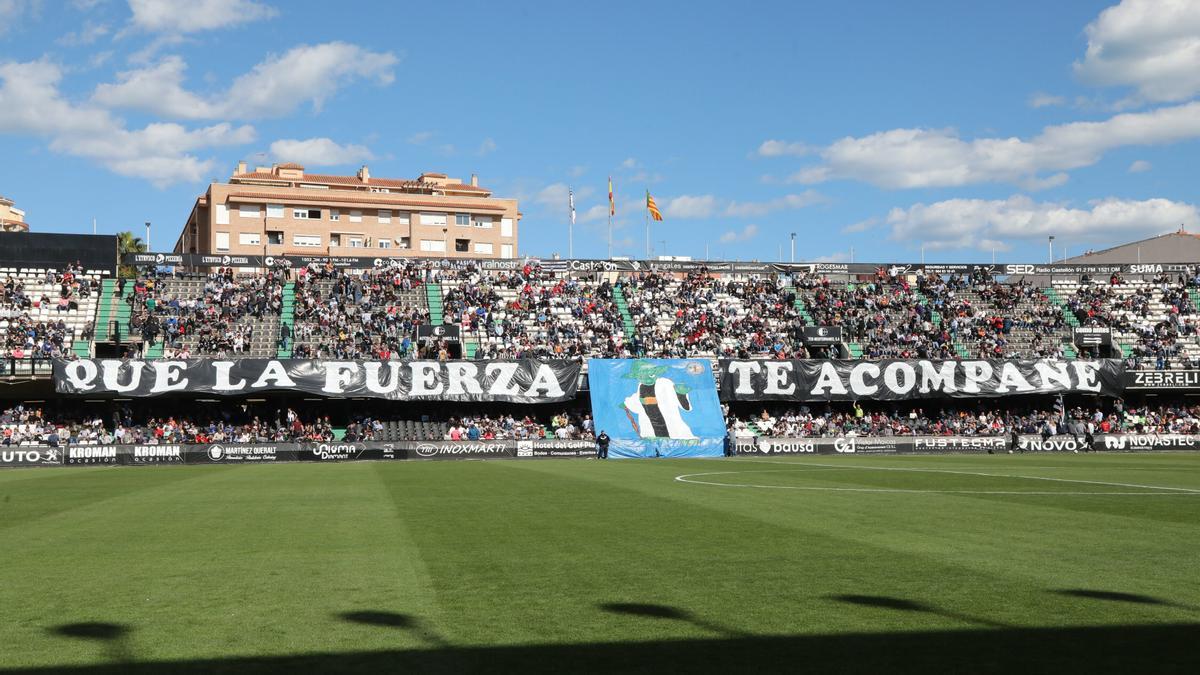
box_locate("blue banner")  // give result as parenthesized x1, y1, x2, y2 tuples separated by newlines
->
(586, 359, 725, 458)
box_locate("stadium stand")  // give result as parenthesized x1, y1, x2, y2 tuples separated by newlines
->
(0, 264, 103, 367)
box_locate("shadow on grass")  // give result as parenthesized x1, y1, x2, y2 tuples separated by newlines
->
(12, 622, 1198, 674)
(337, 611, 448, 647)
(45, 623, 132, 665)
(830, 594, 1012, 628)
(598, 602, 748, 637)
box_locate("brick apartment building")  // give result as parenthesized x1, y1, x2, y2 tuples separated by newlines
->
(174, 162, 520, 259)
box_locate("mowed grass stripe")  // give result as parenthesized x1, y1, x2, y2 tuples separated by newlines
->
(2, 455, 1200, 671)
(0, 463, 438, 668)
(501, 456, 1200, 624)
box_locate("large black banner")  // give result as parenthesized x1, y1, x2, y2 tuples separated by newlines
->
(719, 359, 1125, 402)
(52, 359, 581, 402)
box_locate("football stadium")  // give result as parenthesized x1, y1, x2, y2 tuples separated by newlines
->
(4, 1, 1200, 673)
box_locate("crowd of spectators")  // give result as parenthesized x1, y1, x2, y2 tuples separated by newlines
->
(127, 268, 285, 356)
(444, 410, 594, 440)
(0, 263, 95, 361)
(623, 271, 811, 358)
(292, 261, 430, 359)
(729, 399, 1200, 438)
(442, 262, 630, 359)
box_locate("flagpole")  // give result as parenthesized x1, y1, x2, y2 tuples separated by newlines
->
(607, 211, 613, 260)
(568, 187, 574, 259)
(645, 193, 650, 259)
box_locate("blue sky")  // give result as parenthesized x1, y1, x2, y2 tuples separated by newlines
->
(2, 0, 1199, 263)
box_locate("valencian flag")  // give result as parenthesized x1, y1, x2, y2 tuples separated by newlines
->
(646, 191, 663, 221)
(608, 176, 615, 217)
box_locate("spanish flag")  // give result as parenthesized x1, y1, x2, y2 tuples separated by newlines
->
(608, 176, 615, 217)
(646, 191, 663, 221)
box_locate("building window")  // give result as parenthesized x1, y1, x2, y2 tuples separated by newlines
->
(370, 187, 390, 193)
(267, 204, 284, 219)
(293, 234, 321, 247)
(455, 214, 470, 227)
(379, 240, 391, 249)
(239, 233, 261, 246)
(216, 204, 230, 225)
(501, 243, 514, 258)
(238, 204, 261, 218)
(215, 232, 230, 251)
(267, 231, 283, 245)
(473, 216, 493, 229)
(500, 218, 513, 237)
(420, 239, 447, 253)
(397, 212, 410, 225)
(398, 237, 410, 249)
(299, 183, 329, 190)
(349, 210, 362, 223)
(329, 234, 341, 247)
(330, 209, 340, 221)
(349, 238, 364, 248)
(455, 239, 470, 252)
(474, 242, 494, 255)
(378, 210, 391, 224)
(293, 209, 321, 219)
(421, 213, 447, 227)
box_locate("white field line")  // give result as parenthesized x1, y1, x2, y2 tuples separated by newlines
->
(674, 462, 1200, 495)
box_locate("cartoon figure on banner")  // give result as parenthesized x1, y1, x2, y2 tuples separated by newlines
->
(620, 360, 700, 440)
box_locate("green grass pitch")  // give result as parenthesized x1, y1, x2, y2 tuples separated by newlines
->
(2, 453, 1199, 673)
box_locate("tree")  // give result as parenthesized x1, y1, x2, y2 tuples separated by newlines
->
(117, 231, 146, 278)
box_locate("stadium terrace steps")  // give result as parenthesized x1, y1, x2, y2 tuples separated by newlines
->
(426, 283, 444, 325)
(277, 282, 295, 358)
(847, 342, 864, 358)
(612, 284, 638, 342)
(784, 286, 814, 323)
(91, 278, 117, 342)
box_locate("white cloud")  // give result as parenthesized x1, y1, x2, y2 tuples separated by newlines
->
(568, 164, 588, 178)
(406, 130, 433, 145)
(0, 59, 255, 187)
(269, 137, 372, 166)
(788, 101, 1200, 189)
(812, 252, 849, 263)
(93, 55, 218, 117)
(620, 157, 638, 169)
(534, 182, 593, 210)
(841, 217, 879, 234)
(92, 42, 398, 119)
(724, 191, 824, 217)
(660, 192, 824, 219)
(57, 20, 109, 46)
(1028, 92, 1066, 108)
(0, 0, 40, 36)
(1074, 0, 1200, 104)
(1128, 159, 1152, 173)
(127, 0, 277, 33)
(477, 137, 496, 156)
(719, 224, 759, 243)
(887, 194, 1199, 250)
(72, 0, 106, 9)
(757, 139, 813, 157)
(664, 194, 718, 219)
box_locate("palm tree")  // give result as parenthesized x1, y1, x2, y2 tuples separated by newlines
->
(117, 231, 146, 278)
